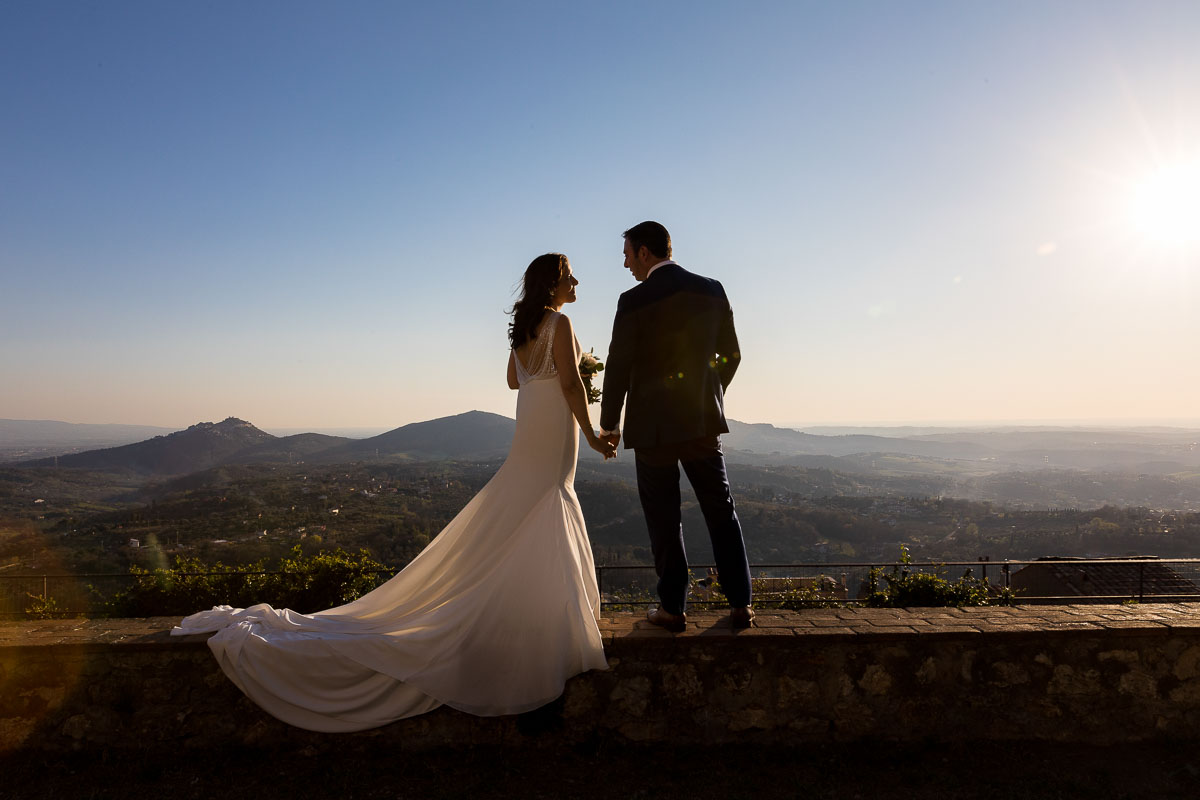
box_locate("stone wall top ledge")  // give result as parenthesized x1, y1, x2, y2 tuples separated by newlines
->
(5, 604, 1200, 652)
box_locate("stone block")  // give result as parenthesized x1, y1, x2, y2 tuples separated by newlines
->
(1118, 671, 1158, 699)
(858, 664, 892, 696)
(777, 676, 818, 707)
(960, 649, 977, 683)
(728, 707, 768, 731)
(661, 664, 703, 704)
(793, 626, 855, 636)
(60, 713, 90, 740)
(831, 702, 876, 740)
(616, 720, 662, 741)
(786, 716, 829, 736)
(915, 656, 937, 685)
(718, 666, 753, 694)
(1173, 644, 1200, 680)
(608, 675, 651, 717)
(1168, 679, 1200, 705)
(1048, 665, 1102, 696)
(1098, 649, 1140, 664)
(989, 661, 1030, 687)
(562, 681, 598, 718)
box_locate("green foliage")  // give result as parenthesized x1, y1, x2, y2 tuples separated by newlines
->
(271, 546, 391, 611)
(861, 546, 1014, 608)
(696, 571, 843, 610)
(603, 584, 656, 613)
(102, 545, 391, 617)
(24, 592, 63, 620)
(753, 576, 844, 610)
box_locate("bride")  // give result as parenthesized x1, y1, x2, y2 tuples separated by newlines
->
(173, 253, 615, 732)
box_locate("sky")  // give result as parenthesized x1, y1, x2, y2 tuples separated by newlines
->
(3, 1, 1200, 432)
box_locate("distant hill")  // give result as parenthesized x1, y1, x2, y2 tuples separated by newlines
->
(723, 420, 1200, 473)
(14, 412, 1200, 506)
(0, 419, 180, 463)
(723, 419, 989, 459)
(21, 418, 275, 474)
(316, 411, 516, 462)
(15, 412, 518, 475)
(0, 419, 179, 446)
(225, 432, 354, 464)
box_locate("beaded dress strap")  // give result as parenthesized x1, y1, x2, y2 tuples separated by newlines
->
(515, 312, 559, 384)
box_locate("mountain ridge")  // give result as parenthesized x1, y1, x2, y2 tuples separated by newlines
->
(15, 412, 519, 475)
(11, 413, 1200, 480)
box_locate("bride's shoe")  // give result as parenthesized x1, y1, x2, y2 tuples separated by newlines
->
(646, 606, 687, 633)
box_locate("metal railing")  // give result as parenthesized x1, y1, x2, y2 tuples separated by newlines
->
(5, 557, 1200, 618)
(595, 557, 1200, 608)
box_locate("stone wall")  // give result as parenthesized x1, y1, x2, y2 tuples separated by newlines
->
(4, 604, 1200, 753)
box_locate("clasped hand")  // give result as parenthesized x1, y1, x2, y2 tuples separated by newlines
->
(590, 431, 620, 460)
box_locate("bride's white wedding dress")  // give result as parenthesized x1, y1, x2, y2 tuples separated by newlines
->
(172, 312, 607, 732)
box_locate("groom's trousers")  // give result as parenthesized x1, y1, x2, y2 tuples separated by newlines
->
(634, 435, 752, 615)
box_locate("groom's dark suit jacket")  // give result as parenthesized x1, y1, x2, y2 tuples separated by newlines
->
(600, 263, 740, 450)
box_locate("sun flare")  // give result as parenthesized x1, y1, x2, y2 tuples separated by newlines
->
(1130, 160, 1200, 247)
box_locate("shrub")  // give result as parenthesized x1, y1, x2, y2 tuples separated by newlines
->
(862, 545, 1014, 608)
(24, 592, 64, 620)
(693, 570, 844, 610)
(101, 546, 392, 617)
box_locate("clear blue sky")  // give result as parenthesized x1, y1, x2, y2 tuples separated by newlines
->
(3, 1, 1199, 430)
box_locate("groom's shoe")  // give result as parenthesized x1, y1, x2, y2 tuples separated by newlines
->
(647, 607, 687, 633)
(730, 606, 755, 629)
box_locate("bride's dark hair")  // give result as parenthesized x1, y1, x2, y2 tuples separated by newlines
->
(509, 253, 567, 348)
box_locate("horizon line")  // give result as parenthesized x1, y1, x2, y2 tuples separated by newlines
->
(9, 413, 1200, 435)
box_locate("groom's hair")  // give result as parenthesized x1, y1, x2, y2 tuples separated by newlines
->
(623, 221, 672, 259)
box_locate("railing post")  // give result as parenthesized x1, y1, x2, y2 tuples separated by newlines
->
(1138, 562, 1145, 602)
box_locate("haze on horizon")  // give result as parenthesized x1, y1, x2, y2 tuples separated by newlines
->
(3, 1, 1199, 432)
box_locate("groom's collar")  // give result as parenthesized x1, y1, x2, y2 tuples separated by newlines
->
(645, 260, 676, 279)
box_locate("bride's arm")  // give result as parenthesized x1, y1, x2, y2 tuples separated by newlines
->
(552, 315, 614, 458)
(507, 350, 519, 390)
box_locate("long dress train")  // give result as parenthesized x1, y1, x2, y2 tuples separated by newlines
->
(172, 313, 607, 732)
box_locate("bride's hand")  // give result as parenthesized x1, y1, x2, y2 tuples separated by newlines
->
(588, 432, 617, 460)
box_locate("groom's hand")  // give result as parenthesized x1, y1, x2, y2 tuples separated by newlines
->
(601, 432, 621, 455)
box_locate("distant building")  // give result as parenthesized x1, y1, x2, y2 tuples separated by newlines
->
(1011, 557, 1200, 602)
(127, 538, 140, 548)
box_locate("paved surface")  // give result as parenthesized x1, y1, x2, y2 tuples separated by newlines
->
(5, 603, 1200, 649)
(604, 603, 1200, 639)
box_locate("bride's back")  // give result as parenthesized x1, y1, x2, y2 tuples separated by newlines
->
(513, 312, 559, 385)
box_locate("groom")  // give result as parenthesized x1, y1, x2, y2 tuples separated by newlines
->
(600, 221, 753, 631)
